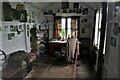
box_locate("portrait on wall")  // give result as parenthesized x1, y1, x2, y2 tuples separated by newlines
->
(27, 25, 30, 30)
(27, 31, 29, 37)
(11, 33, 15, 38)
(10, 25, 15, 31)
(8, 33, 12, 40)
(19, 25, 22, 29)
(4, 26, 9, 32)
(111, 36, 117, 47)
(82, 28, 85, 33)
(113, 23, 118, 36)
(20, 10, 27, 22)
(17, 30, 21, 35)
(14, 25, 18, 31)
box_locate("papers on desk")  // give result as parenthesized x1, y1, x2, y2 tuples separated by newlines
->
(49, 40, 67, 43)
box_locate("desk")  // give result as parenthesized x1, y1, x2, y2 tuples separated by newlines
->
(48, 41, 67, 57)
(48, 40, 80, 58)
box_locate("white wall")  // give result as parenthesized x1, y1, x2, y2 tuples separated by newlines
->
(2, 22, 26, 55)
(0, 1, 3, 76)
(1, 2, 45, 55)
(0, 2, 2, 50)
(103, 2, 119, 78)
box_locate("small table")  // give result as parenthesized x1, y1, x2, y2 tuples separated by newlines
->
(48, 40, 67, 57)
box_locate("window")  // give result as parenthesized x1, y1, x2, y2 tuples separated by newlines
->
(54, 17, 78, 40)
(94, 8, 102, 49)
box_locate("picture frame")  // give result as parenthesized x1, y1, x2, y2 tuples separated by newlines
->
(19, 25, 22, 29)
(62, 2, 69, 9)
(4, 26, 9, 32)
(74, 3, 79, 8)
(10, 25, 15, 31)
(20, 10, 27, 22)
(113, 23, 118, 36)
(12, 8, 20, 20)
(3, 2, 12, 21)
(111, 36, 117, 47)
(8, 33, 12, 40)
(82, 28, 85, 33)
(83, 8, 88, 15)
(17, 30, 21, 34)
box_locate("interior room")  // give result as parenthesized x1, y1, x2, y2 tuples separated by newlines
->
(0, 0, 120, 79)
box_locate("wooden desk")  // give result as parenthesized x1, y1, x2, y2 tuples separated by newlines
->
(48, 41, 67, 56)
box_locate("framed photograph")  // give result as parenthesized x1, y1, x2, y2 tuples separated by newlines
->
(12, 8, 20, 20)
(11, 33, 15, 38)
(8, 33, 12, 40)
(19, 25, 22, 29)
(74, 3, 79, 8)
(62, 2, 69, 9)
(17, 30, 21, 34)
(27, 25, 30, 30)
(83, 8, 88, 15)
(111, 36, 117, 47)
(27, 31, 29, 37)
(82, 28, 85, 33)
(4, 26, 9, 32)
(20, 10, 27, 22)
(113, 23, 118, 36)
(10, 25, 15, 31)
(3, 2, 12, 21)
(84, 19, 87, 22)
(14, 25, 18, 31)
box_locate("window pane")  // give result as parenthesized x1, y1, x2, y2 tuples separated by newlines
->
(61, 18, 66, 39)
(67, 18, 71, 38)
(94, 11, 99, 46)
(98, 8, 102, 49)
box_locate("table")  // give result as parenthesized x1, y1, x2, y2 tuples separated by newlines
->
(48, 41, 67, 57)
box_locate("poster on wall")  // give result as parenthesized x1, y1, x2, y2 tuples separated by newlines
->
(20, 10, 27, 22)
(110, 36, 117, 47)
(4, 26, 9, 32)
(8, 33, 12, 40)
(113, 23, 118, 36)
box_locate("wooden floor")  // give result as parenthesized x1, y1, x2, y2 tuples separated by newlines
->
(24, 53, 96, 79)
(2, 52, 96, 79)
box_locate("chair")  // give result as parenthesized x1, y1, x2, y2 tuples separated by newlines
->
(67, 37, 79, 63)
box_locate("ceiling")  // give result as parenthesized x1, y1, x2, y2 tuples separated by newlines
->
(28, 2, 102, 11)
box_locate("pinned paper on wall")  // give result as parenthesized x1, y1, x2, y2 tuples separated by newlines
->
(113, 23, 118, 36)
(4, 26, 9, 32)
(110, 36, 117, 47)
(82, 28, 85, 33)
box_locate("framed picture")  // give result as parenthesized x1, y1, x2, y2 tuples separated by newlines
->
(84, 19, 87, 22)
(17, 30, 21, 34)
(74, 3, 79, 8)
(4, 26, 9, 32)
(3, 2, 12, 21)
(14, 25, 18, 31)
(11, 33, 15, 38)
(83, 8, 88, 15)
(10, 25, 15, 31)
(82, 28, 85, 33)
(27, 31, 29, 37)
(27, 25, 29, 30)
(62, 2, 69, 9)
(12, 8, 20, 20)
(8, 33, 12, 40)
(19, 25, 22, 29)
(113, 23, 118, 36)
(111, 36, 117, 47)
(20, 10, 27, 22)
